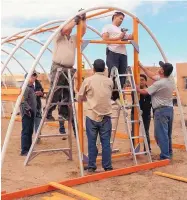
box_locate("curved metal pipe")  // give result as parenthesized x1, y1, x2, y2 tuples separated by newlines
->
(1, 49, 27, 73)
(7, 42, 50, 81)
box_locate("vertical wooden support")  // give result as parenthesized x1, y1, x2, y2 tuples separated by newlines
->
(77, 21, 84, 155)
(133, 18, 140, 148)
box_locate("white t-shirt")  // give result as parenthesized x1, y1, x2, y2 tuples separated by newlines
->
(102, 24, 127, 55)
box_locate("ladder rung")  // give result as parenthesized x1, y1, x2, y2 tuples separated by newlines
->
(127, 120, 141, 123)
(39, 134, 69, 138)
(131, 136, 145, 139)
(50, 102, 70, 106)
(124, 104, 139, 108)
(120, 73, 132, 77)
(33, 148, 70, 153)
(55, 86, 69, 89)
(134, 151, 147, 155)
(122, 89, 136, 92)
(111, 116, 119, 119)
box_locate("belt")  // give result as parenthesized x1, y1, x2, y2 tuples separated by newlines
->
(153, 106, 172, 112)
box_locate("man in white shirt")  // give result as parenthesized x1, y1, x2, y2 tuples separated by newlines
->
(102, 11, 133, 99)
(137, 61, 175, 160)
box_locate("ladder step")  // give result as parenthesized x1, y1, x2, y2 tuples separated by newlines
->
(131, 136, 145, 139)
(39, 134, 69, 138)
(33, 148, 70, 153)
(134, 151, 147, 155)
(119, 74, 133, 77)
(122, 89, 136, 93)
(55, 86, 69, 89)
(50, 102, 70, 106)
(127, 120, 141, 123)
(111, 116, 119, 119)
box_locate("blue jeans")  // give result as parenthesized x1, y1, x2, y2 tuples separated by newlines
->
(86, 116, 112, 170)
(21, 111, 35, 154)
(34, 117, 41, 133)
(59, 120, 76, 136)
(154, 107, 173, 159)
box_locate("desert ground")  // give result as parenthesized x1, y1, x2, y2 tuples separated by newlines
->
(1, 102, 187, 200)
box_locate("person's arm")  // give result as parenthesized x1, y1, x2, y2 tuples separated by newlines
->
(102, 32, 126, 41)
(61, 20, 77, 36)
(35, 80, 44, 97)
(81, 19, 86, 37)
(77, 80, 87, 102)
(136, 85, 149, 95)
(138, 61, 159, 81)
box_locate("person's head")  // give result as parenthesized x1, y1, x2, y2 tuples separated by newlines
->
(112, 12, 125, 27)
(25, 72, 37, 84)
(93, 59, 105, 73)
(140, 74, 147, 88)
(158, 61, 173, 77)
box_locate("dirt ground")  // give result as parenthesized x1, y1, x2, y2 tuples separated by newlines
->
(1, 104, 187, 200)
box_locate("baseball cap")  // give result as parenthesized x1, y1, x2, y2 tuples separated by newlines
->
(159, 61, 173, 76)
(24, 71, 39, 79)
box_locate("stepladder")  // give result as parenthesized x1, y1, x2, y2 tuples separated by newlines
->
(109, 66, 152, 165)
(24, 67, 84, 176)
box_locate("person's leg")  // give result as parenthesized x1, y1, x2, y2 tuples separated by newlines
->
(21, 114, 32, 155)
(59, 120, 66, 134)
(34, 116, 41, 133)
(154, 108, 170, 159)
(143, 116, 151, 151)
(86, 117, 98, 170)
(119, 54, 128, 88)
(99, 116, 112, 170)
(28, 112, 35, 150)
(168, 107, 174, 157)
(106, 50, 120, 101)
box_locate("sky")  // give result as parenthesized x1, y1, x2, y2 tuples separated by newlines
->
(1, 0, 187, 75)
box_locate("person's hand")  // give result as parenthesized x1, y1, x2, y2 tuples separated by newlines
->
(136, 84, 141, 92)
(74, 15, 81, 25)
(138, 61, 143, 68)
(25, 109, 31, 117)
(78, 8, 86, 20)
(35, 91, 43, 96)
(119, 32, 126, 40)
(128, 34, 133, 40)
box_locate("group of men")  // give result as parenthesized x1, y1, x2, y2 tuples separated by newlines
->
(20, 11, 175, 172)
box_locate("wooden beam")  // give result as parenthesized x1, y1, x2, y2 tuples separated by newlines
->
(49, 182, 100, 200)
(154, 171, 187, 183)
(2, 160, 169, 200)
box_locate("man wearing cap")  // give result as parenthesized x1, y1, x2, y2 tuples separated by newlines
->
(78, 59, 113, 172)
(102, 11, 133, 100)
(136, 61, 175, 160)
(46, 10, 86, 124)
(20, 73, 37, 156)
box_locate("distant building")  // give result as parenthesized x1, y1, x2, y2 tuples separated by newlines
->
(176, 63, 187, 106)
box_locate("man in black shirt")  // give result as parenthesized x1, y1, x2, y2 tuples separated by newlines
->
(33, 72, 44, 133)
(131, 74, 152, 151)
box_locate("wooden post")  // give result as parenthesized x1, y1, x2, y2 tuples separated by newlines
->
(133, 17, 140, 148)
(77, 21, 84, 155)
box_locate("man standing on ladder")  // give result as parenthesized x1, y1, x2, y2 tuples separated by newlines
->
(102, 11, 133, 100)
(137, 61, 174, 160)
(46, 10, 86, 136)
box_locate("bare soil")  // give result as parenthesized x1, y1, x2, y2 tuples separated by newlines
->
(1, 104, 187, 200)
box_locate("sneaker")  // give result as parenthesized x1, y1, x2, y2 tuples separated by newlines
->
(88, 168, 96, 173)
(20, 152, 28, 156)
(104, 167, 113, 171)
(46, 116, 55, 121)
